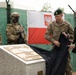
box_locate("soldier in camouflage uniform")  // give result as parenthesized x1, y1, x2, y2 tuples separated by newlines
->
(6, 12, 27, 44)
(45, 9, 74, 75)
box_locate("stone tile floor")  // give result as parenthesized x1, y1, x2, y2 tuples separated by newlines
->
(73, 72, 76, 75)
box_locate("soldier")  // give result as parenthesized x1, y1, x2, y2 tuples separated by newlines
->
(6, 12, 27, 44)
(68, 27, 76, 53)
(68, 5, 76, 51)
(45, 9, 74, 75)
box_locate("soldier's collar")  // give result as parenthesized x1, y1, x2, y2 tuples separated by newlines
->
(12, 23, 19, 25)
(54, 20, 65, 26)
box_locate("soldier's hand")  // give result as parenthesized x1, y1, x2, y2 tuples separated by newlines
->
(69, 39, 73, 43)
(53, 40, 60, 47)
(62, 32, 68, 38)
(68, 44, 75, 50)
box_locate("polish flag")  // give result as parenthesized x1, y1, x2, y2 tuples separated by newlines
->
(27, 11, 54, 44)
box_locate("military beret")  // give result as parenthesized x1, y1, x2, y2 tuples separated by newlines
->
(54, 9, 63, 15)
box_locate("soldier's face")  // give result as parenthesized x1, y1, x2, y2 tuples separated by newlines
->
(55, 14, 63, 22)
(12, 16, 19, 23)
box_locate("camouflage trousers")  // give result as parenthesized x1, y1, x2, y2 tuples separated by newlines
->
(65, 52, 72, 75)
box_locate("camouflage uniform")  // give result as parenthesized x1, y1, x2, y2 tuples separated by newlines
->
(45, 20, 74, 75)
(45, 21, 74, 43)
(6, 12, 27, 44)
(0, 34, 2, 45)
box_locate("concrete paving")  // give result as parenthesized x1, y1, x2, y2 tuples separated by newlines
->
(73, 72, 76, 75)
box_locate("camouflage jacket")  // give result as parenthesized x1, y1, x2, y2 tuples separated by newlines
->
(45, 20, 74, 43)
(6, 23, 27, 44)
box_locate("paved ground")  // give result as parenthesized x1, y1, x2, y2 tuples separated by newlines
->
(73, 72, 76, 75)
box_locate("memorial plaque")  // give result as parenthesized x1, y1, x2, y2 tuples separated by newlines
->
(0, 44, 45, 75)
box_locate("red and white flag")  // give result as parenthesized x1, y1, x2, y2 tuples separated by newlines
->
(27, 11, 55, 44)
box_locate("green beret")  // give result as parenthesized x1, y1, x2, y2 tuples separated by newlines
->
(54, 9, 63, 15)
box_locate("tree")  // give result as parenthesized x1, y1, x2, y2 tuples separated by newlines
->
(5, 0, 9, 3)
(41, 3, 52, 12)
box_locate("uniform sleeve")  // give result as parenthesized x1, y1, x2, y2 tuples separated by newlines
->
(45, 23, 55, 43)
(6, 25, 19, 41)
(23, 30, 27, 44)
(24, 34, 27, 44)
(68, 24, 74, 40)
(20, 25, 27, 44)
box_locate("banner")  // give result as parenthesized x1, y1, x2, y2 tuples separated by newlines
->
(27, 11, 60, 44)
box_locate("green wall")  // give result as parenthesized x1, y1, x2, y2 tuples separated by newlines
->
(0, 8, 7, 44)
(0, 8, 76, 71)
(65, 14, 76, 72)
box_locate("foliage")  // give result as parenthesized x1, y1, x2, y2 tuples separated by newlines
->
(41, 3, 52, 12)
